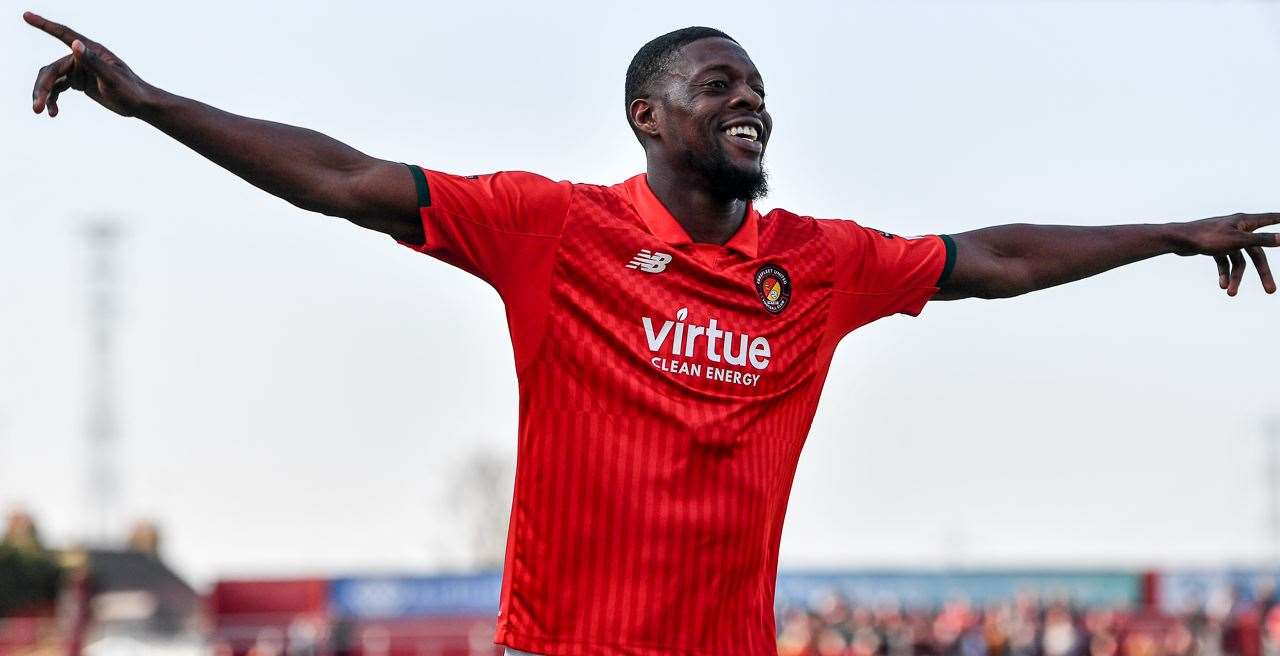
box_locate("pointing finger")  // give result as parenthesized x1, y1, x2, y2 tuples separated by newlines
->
(1246, 246, 1276, 294)
(1241, 213, 1280, 231)
(1228, 250, 1247, 296)
(22, 12, 90, 48)
(1215, 255, 1229, 290)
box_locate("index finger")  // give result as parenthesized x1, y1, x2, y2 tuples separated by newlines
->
(1241, 213, 1280, 231)
(22, 11, 89, 48)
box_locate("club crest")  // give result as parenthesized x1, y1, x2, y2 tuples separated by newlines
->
(754, 263, 792, 314)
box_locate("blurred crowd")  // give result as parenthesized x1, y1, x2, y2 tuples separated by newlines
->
(776, 589, 1280, 656)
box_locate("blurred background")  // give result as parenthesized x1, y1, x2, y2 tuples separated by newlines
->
(3, 0, 1280, 654)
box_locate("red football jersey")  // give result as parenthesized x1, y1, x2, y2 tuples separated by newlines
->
(399, 166, 954, 655)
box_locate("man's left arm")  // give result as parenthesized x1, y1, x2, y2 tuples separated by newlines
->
(935, 214, 1280, 301)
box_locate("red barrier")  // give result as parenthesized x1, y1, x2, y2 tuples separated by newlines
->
(208, 579, 329, 656)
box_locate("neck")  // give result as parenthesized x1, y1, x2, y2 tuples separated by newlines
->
(645, 163, 747, 245)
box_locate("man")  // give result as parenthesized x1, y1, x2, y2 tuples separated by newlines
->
(24, 14, 1276, 656)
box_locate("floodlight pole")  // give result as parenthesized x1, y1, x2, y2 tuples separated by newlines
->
(85, 220, 121, 543)
(1267, 415, 1280, 565)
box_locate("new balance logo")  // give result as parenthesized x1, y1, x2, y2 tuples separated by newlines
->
(625, 249, 673, 273)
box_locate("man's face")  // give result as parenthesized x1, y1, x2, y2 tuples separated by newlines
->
(655, 38, 772, 201)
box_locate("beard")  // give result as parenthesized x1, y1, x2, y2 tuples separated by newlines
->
(684, 140, 769, 202)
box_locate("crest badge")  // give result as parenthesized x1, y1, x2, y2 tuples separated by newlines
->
(754, 263, 792, 314)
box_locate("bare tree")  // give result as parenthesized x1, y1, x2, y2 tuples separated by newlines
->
(444, 448, 514, 570)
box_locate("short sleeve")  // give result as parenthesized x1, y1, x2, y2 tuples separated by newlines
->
(397, 166, 572, 293)
(397, 167, 572, 372)
(819, 219, 956, 335)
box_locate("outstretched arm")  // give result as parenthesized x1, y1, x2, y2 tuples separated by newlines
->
(936, 214, 1280, 300)
(24, 12, 423, 243)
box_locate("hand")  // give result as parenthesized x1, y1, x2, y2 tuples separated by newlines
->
(25, 11, 154, 117)
(1171, 213, 1279, 296)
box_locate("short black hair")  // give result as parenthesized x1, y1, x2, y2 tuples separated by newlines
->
(625, 27, 738, 137)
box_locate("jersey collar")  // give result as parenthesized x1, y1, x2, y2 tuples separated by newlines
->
(619, 174, 759, 259)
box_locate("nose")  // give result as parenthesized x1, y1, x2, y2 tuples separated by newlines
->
(729, 82, 764, 112)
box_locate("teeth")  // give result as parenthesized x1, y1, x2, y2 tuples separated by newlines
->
(723, 125, 759, 141)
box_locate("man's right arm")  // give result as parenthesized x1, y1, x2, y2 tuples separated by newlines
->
(137, 93, 423, 243)
(24, 12, 423, 244)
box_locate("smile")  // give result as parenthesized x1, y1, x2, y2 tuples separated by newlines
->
(720, 125, 763, 153)
(723, 125, 759, 141)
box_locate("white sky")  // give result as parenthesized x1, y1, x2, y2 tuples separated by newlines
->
(3, 0, 1280, 588)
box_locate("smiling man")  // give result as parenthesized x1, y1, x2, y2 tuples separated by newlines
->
(24, 16, 1279, 656)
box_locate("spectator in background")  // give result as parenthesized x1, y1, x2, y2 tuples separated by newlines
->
(1042, 604, 1083, 656)
(774, 588, 1280, 656)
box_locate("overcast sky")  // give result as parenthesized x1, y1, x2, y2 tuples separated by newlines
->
(3, 0, 1280, 588)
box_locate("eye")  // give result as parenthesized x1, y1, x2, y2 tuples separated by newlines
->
(705, 79, 729, 89)
(752, 87, 766, 98)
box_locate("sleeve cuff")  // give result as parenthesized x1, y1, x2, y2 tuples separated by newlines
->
(937, 234, 957, 287)
(404, 163, 431, 208)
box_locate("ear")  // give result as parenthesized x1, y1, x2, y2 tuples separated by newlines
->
(629, 97, 661, 139)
